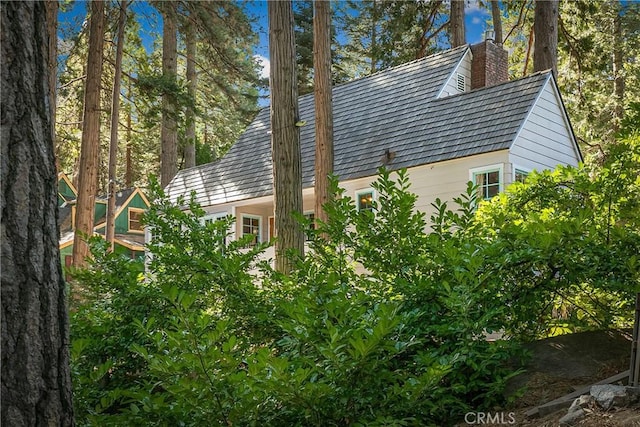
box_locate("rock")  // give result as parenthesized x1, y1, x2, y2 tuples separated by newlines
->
(559, 407, 586, 425)
(625, 386, 640, 402)
(569, 394, 594, 411)
(590, 384, 629, 410)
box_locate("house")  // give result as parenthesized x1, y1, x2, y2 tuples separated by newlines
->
(164, 39, 582, 250)
(57, 172, 150, 266)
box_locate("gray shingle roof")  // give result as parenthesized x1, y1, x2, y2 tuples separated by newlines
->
(166, 46, 551, 206)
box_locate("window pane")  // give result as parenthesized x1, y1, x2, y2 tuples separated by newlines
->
(486, 183, 500, 198)
(515, 169, 528, 183)
(129, 210, 143, 231)
(242, 216, 260, 245)
(358, 191, 374, 211)
(473, 169, 501, 201)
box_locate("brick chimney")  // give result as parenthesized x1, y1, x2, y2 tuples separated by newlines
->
(470, 38, 508, 90)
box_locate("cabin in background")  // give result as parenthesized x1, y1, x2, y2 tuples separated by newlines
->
(57, 172, 149, 270)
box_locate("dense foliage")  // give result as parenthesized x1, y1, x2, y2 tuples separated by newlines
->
(70, 174, 522, 426)
(56, 1, 260, 189)
(476, 135, 640, 337)
(70, 134, 640, 425)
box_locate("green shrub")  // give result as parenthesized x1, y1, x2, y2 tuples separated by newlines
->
(71, 138, 640, 426)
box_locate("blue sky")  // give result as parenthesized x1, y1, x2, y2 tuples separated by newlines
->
(60, 0, 491, 81)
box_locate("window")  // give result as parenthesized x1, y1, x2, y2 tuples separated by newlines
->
(470, 166, 503, 201)
(356, 189, 375, 212)
(514, 168, 529, 184)
(203, 212, 229, 247)
(128, 208, 145, 232)
(304, 212, 315, 241)
(203, 212, 228, 225)
(242, 215, 261, 246)
(456, 73, 466, 92)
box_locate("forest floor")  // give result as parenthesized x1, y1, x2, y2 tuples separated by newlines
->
(458, 330, 640, 426)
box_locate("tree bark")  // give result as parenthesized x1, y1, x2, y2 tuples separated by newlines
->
(73, 0, 104, 267)
(269, 0, 304, 274)
(450, 0, 466, 48)
(313, 0, 334, 230)
(1, 1, 74, 424)
(161, 1, 178, 188)
(106, 0, 128, 251)
(184, 22, 197, 169)
(370, 0, 378, 74)
(490, 0, 503, 45)
(125, 81, 133, 187)
(46, 0, 58, 155)
(533, 0, 558, 76)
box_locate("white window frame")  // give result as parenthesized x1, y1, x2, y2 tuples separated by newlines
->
(469, 164, 504, 201)
(203, 211, 229, 224)
(355, 188, 376, 212)
(203, 211, 231, 246)
(241, 214, 262, 245)
(512, 165, 532, 184)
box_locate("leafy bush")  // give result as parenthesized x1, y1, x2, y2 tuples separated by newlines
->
(71, 137, 640, 425)
(474, 134, 640, 337)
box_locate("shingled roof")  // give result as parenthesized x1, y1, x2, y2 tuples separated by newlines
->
(165, 45, 552, 207)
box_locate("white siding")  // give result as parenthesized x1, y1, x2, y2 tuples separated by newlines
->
(438, 50, 472, 98)
(405, 151, 510, 219)
(198, 151, 511, 238)
(510, 80, 581, 173)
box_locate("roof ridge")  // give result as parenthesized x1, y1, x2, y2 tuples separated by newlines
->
(262, 45, 471, 108)
(432, 69, 551, 102)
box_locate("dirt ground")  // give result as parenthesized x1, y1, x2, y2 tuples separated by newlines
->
(458, 330, 640, 426)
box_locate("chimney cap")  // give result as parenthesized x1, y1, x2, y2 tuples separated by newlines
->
(484, 30, 495, 42)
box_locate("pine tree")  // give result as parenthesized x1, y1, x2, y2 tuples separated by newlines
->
(340, 0, 450, 76)
(1, 1, 74, 423)
(269, 0, 305, 273)
(73, 0, 105, 267)
(491, 0, 503, 44)
(160, 1, 178, 188)
(106, 0, 128, 251)
(313, 0, 334, 229)
(533, 0, 559, 76)
(450, 0, 466, 47)
(184, 21, 196, 169)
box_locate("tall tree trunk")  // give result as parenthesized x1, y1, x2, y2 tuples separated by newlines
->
(490, 0, 503, 45)
(533, 0, 558, 76)
(73, 0, 104, 267)
(46, 0, 58, 158)
(269, 0, 304, 274)
(1, 1, 74, 424)
(612, 9, 624, 132)
(184, 22, 197, 169)
(450, 0, 466, 47)
(313, 0, 333, 230)
(106, 0, 128, 251)
(161, 1, 178, 188)
(125, 81, 133, 187)
(370, 0, 378, 74)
